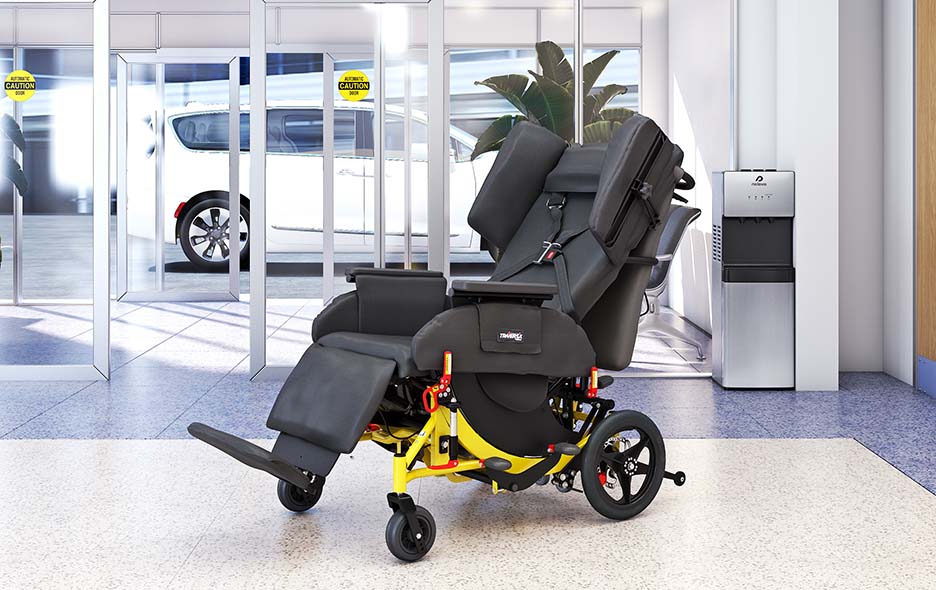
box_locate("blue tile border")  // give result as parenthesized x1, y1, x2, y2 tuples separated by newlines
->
(916, 355, 936, 398)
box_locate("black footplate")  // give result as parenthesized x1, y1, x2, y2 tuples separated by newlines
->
(188, 422, 312, 491)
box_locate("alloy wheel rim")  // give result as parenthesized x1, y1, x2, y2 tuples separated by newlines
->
(188, 207, 248, 262)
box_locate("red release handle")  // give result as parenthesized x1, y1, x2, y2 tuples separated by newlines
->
(422, 351, 453, 413)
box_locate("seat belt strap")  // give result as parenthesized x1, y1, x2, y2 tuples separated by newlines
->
(489, 194, 568, 282)
(553, 254, 578, 322)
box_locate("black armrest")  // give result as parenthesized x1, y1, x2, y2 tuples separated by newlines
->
(451, 280, 557, 306)
(624, 256, 659, 266)
(345, 267, 444, 283)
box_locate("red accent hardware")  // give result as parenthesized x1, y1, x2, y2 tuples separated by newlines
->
(366, 423, 380, 432)
(587, 367, 599, 398)
(598, 471, 607, 486)
(547, 444, 556, 454)
(174, 202, 187, 219)
(546, 250, 556, 260)
(429, 459, 459, 470)
(421, 351, 453, 413)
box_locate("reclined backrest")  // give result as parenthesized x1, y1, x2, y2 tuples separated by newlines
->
(469, 116, 685, 369)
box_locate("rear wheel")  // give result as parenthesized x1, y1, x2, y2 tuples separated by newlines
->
(581, 410, 666, 520)
(179, 197, 249, 272)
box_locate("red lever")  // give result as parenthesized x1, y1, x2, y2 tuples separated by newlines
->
(422, 351, 453, 413)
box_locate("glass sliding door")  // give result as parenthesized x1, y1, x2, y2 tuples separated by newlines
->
(116, 55, 241, 302)
(249, 0, 434, 378)
(262, 52, 331, 366)
(0, 0, 110, 379)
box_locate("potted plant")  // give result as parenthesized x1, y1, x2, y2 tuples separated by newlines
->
(471, 40, 635, 160)
(0, 112, 27, 269)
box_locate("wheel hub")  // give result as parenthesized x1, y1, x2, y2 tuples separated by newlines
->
(623, 457, 638, 475)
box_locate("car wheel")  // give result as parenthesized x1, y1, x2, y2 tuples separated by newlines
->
(179, 197, 249, 272)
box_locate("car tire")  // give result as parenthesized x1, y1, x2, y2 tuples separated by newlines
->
(179, 197, 250, 272)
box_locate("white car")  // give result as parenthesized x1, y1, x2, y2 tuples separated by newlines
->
(126, 101, 495, 270)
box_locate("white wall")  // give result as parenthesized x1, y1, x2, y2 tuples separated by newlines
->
(734, 0, 841, 390)
(839, 0, 884, 372)
(665, 0, 732, 334)
(737, 0, 777, 169)
(777, 0, 841, 391)
(883, 0, 915, 384)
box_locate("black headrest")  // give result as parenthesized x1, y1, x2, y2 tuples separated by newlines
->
(467, 122, 567, 250)
(543, 144, 606, 194)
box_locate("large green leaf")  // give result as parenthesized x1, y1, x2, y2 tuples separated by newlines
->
(2, 155, 28, 195)
(0, 113, 25, 152)
(583, 84, 629, 125)
(525, 71, 574, 140)
(583, 120, 622, 144)
(583, 49, 620, 96)
(474, 74, 531, 118)
(535, 40, 573, 88)
(598, 107, 637, 123)
(470, 114, 527, 161)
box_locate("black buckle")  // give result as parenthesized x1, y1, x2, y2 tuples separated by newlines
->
(535, 241, 562, 264)
(546, 195, 567, 210)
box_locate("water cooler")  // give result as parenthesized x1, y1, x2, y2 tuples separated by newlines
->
(712, 170, 795, 388)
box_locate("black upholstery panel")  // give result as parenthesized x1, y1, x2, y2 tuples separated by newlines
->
(412, 303, 594, 376)
(543, 144, 606, 194)
(468, 122, 567, 250)
(356, 271, 448, 336)
(311, 291, 359, 341)
(318, 331, 423, 377)
(582, 207, 670, 370)
(590, 115, 684, 265)
(455, 373, 578, 457)
(267, 344, 395, 453)
(451, 280, 557, 298)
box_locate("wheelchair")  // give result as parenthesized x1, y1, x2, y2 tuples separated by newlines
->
(189, 115, 692, 562)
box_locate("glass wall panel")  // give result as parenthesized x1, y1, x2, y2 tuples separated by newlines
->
(21, 48, 94, 301)
(380, 5, 429, 273)
(446, 1, 575, 281)
(0, 46, 95, 366)
(162, 62, 239, 294)
(263, 52, 334, 366)
(0, 48, 14, 302)
(125, 62, 159, 293)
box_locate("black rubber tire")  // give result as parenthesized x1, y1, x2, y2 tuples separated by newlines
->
(276, 477, 323, 513)
(385, 506, 436, 562)
(179, 196, 250, 272)
(581, 410, 666, 521)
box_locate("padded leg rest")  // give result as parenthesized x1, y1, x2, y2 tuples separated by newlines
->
(188, 423, 315, 489)
(267, 343, 397, 454)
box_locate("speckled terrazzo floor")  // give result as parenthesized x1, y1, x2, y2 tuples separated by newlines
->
(0, 438, 933, 589)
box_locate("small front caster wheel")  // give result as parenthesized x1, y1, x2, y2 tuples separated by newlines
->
(673, 471, 686, 486)
(277, 477, 324, 513)
(385, 506, 436, 562)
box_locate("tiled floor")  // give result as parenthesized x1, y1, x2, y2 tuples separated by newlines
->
(0, 302, 932, 492)
(0, 301, 934, 587)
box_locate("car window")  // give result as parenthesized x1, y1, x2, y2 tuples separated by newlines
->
(386, 116, 429, 161)
(172, 112, 249, 151)
(172, 109, 352, 155)
(357, 111, 431, 161)
(274, 109, 357, 155)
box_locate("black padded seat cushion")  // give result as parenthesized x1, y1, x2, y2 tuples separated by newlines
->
(318, 331, 423, 377)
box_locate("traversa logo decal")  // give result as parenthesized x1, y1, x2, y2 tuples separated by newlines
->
(497, 330, 524, 343)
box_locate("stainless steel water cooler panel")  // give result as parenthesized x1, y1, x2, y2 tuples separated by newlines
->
(718, 282, 795, 388)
